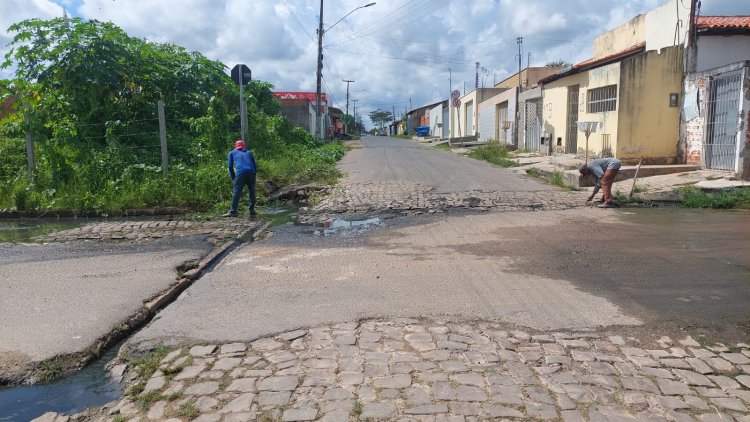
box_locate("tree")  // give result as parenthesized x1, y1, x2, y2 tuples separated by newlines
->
(368, 109, 393, 131)
(546, 60, 571, 67)
(341, 114, 355, 133)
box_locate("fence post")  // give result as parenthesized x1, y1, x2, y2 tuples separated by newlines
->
(158, 100, 168, 177)
(23, 108, 36, 180)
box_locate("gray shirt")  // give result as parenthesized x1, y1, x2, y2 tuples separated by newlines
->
(587, 158, 621, 195)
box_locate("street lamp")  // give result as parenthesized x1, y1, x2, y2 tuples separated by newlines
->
(315, 2, 375, 139)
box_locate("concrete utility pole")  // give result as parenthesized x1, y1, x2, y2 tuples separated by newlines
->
(343, 79, 354, 116)
(352, 99, 358, 132)
(316, 0, 324, 139)
(475, 62, 479, 89)
(517, 37, 523, 90)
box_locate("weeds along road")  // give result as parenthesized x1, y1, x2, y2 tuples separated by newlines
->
(129, 137, 750, 350)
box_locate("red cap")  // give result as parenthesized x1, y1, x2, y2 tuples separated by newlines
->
(235, 140, 246, 150)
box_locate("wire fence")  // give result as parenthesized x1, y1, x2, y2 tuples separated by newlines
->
(0, 101, 194, 183)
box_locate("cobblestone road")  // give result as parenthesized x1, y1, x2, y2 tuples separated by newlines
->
(33, 219, 257, 244)
(308, 181, 587, 216)
(75, 318, 750, 422)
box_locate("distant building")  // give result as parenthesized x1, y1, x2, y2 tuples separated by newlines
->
(272, 92, 330, 138)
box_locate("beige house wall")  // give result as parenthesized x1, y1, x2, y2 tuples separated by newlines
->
(617, 46, 683, 164)
(542, 62, 621, 156)
(593, 14, 645, 59)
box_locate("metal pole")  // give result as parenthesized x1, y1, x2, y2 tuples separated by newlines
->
(239, 80, 247, 142)
(158, 100, 169, 177)
(343, 79, 354, 116)
(517, 37, 523, 90)
(316, 0, 324, 139)
(23, 109, 35, 179)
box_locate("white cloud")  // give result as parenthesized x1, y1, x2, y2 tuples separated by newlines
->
(2, 0, 748, 126)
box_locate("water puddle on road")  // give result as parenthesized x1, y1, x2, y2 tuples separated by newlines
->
(317, 217, 382, 236)
(0, 219, 85, 243)
(0, 345, 122, 421)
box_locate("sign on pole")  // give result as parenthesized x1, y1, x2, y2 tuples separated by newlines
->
(231, 64, 252, 86)
(232, 64, 251, 142)
(451, 98, 461, 108)
(451, 89, 461, 99)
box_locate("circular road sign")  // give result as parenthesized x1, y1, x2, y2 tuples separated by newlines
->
(451, 97, 461, 107)
(451, 89, 461, 99)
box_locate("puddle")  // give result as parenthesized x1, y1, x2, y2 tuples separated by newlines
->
(0, 219, 85, 243)
(0, 344, 122, 421)
(317, 217, 382, 235)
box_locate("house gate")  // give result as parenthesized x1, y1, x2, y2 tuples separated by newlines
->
(704, 73, 742, 171)
(523, 100, 542, 152)
(566, 86, 579, 154)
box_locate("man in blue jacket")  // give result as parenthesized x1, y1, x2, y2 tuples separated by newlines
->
(224, 139, 257, 217)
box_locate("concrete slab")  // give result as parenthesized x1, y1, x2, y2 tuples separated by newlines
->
(0, 237, 210, 373)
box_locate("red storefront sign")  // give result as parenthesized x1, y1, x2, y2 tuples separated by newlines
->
(273, 92, 327, 104)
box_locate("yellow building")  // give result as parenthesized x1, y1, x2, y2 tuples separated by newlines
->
(540, 0, 690, 164)
(541, 44, 684, 164)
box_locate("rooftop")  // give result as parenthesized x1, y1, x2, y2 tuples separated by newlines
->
(696, 16, 750, 31)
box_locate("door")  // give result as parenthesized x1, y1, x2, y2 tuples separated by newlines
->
(566, 85, 579, 154)
(466, 102, 474, 136)
(704, 73, 742, 171)
(442, 106, 449, 138)
(524, 100, 542, 151)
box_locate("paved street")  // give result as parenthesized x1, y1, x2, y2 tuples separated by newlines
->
(14, 137, 750, 421)
(107, 136, 750, 420)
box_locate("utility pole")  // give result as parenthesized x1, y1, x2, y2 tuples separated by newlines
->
(475, 62, 479, 89)
(686, 0, 698, 73)
(517, 37, 523, 90)
(343, 79, 354, 116)
(353, 99, 358, 133)
(316, 0, 324, 139)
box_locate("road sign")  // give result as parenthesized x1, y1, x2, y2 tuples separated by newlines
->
(451, 98, 461, 107)
(451, 89, 461, 99)
(231, 64, 252, 86)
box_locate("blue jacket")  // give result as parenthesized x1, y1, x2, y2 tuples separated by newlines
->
(228, 148, 257, 179)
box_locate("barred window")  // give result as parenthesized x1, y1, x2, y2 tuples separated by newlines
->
(588, 85, 617, 113)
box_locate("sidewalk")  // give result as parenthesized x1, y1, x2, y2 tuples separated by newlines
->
(48, 317, 750, 421)
(510, 153, 749, 194)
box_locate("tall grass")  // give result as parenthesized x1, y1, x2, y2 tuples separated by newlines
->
(679, 187, 750, 209)
(467, 141, 516, 168)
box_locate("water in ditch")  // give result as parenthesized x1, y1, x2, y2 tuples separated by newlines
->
(0, 344, 122, 421)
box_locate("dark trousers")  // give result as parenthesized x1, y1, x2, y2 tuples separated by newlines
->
(229, 172, 256, 214)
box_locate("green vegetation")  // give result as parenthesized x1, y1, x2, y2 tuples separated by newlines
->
(433, 143, 451, 150)
(390, 134, 412, 139)
(39, 360, 61, 382)
(176, 403, 200, 419)
(0, 18, 344, 214)
(679, 187, 750, 209)
(466, 141, 517, 168)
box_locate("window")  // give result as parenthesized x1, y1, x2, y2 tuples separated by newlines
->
(588, 85, 617, 113)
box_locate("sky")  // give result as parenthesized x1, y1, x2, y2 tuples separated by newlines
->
(0, 0, 745, 128)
